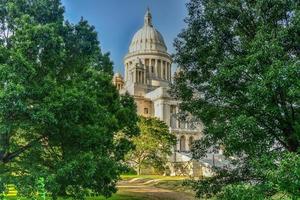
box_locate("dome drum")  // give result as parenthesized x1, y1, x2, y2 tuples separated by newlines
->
(124, 55, 172, 84)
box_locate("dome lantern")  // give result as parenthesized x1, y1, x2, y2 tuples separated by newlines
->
(144, 7, 153, 27)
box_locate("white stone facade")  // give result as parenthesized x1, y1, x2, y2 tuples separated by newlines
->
(113, 9, 203, 176)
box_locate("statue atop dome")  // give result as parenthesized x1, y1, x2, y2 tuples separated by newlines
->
(144, 7, 153, 27)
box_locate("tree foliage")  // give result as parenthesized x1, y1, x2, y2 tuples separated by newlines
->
(126, 117, 176, 175)
(0, 0, 139, 199)
(172, 0, 300, 198)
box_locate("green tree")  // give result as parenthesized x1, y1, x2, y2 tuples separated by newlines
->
(172, 0, 300, 199)
(0, 0, 139, 199)
(126, 117, 176, 175)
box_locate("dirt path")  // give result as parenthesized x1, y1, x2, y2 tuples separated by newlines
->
(117, 180, 195, 200)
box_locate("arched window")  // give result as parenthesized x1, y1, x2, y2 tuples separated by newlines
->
(189, 136, 194, 151)
(180, 135, 186, 152)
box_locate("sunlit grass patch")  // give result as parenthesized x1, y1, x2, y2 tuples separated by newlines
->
(120, 174, 187, 181)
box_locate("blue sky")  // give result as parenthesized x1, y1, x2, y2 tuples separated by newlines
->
(61, 0, 188, 74)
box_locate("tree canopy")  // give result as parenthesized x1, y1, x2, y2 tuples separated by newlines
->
(172, 0, 300, 199)
(0, 0, 139, 199)
(126, 117, 176, 175)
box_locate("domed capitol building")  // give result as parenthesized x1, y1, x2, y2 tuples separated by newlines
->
(113, 9, 222, 176)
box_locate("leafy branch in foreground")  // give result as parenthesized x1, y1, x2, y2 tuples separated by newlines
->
(172, 0, 300, 198)
(0, 0, 139, 199)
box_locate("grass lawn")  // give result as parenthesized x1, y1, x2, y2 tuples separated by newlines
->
(120, 174, 187, 181)
(121, 174, 194, 194)
(88, 193, 146, 200)
(7, 193, 146, 200)
(6, 175, 190, 200)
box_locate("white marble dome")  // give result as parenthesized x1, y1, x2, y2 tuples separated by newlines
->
(129, 9, 167, 53)
(113, 72, 122, 78)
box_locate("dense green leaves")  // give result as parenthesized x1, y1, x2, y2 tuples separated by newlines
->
(0, 0, 139, 199)
(172, 0, 300, 198)
(126, 117, 176, 175)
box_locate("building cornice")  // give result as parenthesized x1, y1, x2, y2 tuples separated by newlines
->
(124, 51, 172, 62)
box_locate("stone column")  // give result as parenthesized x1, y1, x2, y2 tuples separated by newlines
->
(162, 61, 166, 80)
(165, 62, 168, 80)
(144, 58, 147, 83)
(168, 63, 170, 80)
(160, 60, 163, 79)
(165, 62, 167, 81)
(144, 60, 147, 84)
(133, 70, 136, 83)
(176, 106, 179, 129)
(164, 63, 166, 80)
(155, 59, 158, 78)
(168, 63, 171, 81)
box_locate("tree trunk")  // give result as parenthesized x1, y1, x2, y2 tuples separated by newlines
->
(0, 129, 9, 162)
(284, 126, 299, 152)
(137, 165, 141, 175)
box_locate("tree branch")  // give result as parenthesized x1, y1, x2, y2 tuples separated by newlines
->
(1, 136, 46, 164)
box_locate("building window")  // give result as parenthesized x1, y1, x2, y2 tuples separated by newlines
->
(170, 115, 176, 129)
(180, 135, 186, 152)
(170, 105, 176, 114)
(179, 120, 186, 129)
(151, 66, 154, 73)
(144, 108, 149, 114)
(170, 105, 177, 128)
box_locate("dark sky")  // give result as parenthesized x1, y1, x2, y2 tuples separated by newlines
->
(61, 0, 188, 74)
